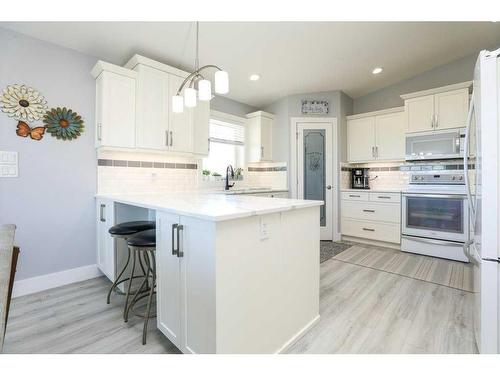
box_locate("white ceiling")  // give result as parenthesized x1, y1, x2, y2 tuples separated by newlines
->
(2, 22, 500, 107)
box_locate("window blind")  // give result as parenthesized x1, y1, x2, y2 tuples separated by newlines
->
(209, 119, 245, 146)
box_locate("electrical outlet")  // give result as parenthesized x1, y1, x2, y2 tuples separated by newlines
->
(260, 218, 269, 240)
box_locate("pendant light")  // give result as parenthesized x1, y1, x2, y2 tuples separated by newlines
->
(171, 22, 229, 113)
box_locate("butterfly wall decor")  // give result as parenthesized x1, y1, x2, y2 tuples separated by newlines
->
(1, 83, 85, 142)
(16, 121, 46, 141)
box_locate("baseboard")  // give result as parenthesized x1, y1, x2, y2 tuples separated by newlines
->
(12, 264, 103, 298)
(276, 314, 320, 354)
(341, 235, 401, 250)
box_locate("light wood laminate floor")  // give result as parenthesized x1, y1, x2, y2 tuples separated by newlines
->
(3, 246, 477, 354)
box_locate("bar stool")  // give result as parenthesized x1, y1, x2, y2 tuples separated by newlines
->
(106, 221, 155, 305)
(123, 229, 156, 345)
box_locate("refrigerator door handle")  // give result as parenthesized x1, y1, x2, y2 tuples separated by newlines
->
(464, 91, 476, 224)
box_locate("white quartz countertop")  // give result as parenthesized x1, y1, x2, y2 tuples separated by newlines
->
(341, 188, 402, 193)
(217, 188, 289, 195)
(96, 192, 322, 222)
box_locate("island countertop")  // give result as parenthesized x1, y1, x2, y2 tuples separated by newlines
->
(96, 192, 323, 222)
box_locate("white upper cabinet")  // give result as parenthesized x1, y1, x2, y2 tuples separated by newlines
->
(375, 111, 405, 160)
(347, 108, 405, 162)
(404, 95, 434, 133)
(402, 82, 471, 133)
(134, 64, 169, 150)
(92, 61, 137, 148)
(434, 88, 469, 130)
(168, 74, 193, 153)
(191, 100, 210, 156)
(246, 111, 274, 162)
(347, 116, 376, 162)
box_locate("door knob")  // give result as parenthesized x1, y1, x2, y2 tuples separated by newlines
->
(326, 185, 332, 190)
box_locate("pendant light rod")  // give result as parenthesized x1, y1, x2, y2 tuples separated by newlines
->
(176, 64, 223, 95)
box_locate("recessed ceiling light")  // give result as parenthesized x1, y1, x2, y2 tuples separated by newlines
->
(372, 67, 383, 75)
(249, 74, 261, 81)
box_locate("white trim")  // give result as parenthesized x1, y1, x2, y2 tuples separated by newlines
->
(90, 61, 137, 80)
(290, 117, 340, 241)
(123, 54, 190, 78)
(346, 106, 404, 120)
(210, 109, 246, 125)
(400, 81, 472, 100)
(341, 235, 401, 250)
(12, 264, 102, 298)
(275, 315, 320, 354)
(246, 110, 275, 120)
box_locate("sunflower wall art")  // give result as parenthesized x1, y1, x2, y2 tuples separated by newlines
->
(0, 83, 85, 141)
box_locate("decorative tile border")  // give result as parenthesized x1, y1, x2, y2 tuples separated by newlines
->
(247, 166, 287, 172)
(98, 159, 197, 170)
(342, 164, 474, 172)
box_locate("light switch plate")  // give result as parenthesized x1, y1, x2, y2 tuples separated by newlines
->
(0, 151, 18, 177)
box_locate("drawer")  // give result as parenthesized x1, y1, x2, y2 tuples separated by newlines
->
(369, 192, 400, 203)
(341, 191, 369, 201)
(341, 218, 401, 244)
(341, 201, 400, 223)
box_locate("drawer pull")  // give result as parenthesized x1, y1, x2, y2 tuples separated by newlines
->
(377, 196, 391, 199)
(363, 209, 375, 213)
(349, 194, 361, 198)
(362, 227, 375, 232)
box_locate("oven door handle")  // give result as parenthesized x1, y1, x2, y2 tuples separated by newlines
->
(401, 235, 464, 247)
(402, 193, 466, 199)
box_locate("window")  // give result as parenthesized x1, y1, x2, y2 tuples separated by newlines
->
(203, 115, 245, 176)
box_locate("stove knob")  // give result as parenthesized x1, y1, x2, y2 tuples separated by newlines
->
(459, 176, 463, 180)
(452, 176, 456, 180)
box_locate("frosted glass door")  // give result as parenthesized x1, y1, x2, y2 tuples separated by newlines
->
(303, 129, 326, 226)
(297, 122, 333, 240)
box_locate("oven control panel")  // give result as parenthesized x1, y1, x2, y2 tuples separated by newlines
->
(410, 173, 465, 185)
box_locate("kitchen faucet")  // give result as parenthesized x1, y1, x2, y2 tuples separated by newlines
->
(225, 165, 235, 191)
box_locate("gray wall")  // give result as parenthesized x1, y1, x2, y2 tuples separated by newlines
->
(211, 95, 258, 117)
(0, 28, 98, 280)
(353, 53, 477, 114)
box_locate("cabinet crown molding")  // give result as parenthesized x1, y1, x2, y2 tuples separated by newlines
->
(400, 81, 472, 100)
(246, 110, 275, 119)
(91, 61, 137, 79)
(346, 106, 404, 120)
(124, 54, 190, 78)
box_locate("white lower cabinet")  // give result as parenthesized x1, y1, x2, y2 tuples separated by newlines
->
(341, 191, 401, 244)
(96, 198, 115, 280)
(156, 211, 216, 354)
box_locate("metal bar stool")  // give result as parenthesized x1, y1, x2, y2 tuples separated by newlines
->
(106, 221, 155, 307)
(123, 229, 156, 345)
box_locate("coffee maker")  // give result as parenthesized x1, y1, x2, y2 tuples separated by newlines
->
(351, 168, 370, 189)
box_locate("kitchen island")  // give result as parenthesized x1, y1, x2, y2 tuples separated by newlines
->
(95, 193, 322, 353)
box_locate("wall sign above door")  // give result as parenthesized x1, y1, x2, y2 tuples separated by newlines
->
(301, 100, 329, 115)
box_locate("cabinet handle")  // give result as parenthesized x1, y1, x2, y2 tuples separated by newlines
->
(261, 146, 264, 158)
(171, 223, 178, 256)
(430, 115, 434, 128)
(165, 131, 169, 146)
(349, 194, 361, 198)
(97, 123, 102, 141)
(100, 204, 105, 222)
(176, 224, 184, 257)
(375, 146, 379, 158)
(371, 146, 375, 158)
(435, 114, 438, 128)
(377, 196, 391, 199)
(362, 227, 375, 232)
(363, 209, 375, 213)
(170, 131, 173, 147)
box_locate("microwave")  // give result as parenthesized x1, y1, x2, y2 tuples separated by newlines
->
(405, 128, 465, 161)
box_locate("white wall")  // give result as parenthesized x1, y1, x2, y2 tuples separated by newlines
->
(0, 27, 98, 280)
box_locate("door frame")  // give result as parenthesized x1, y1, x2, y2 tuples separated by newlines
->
(290, 117, 339, 241)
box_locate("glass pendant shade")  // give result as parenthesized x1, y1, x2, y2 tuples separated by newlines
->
(172, 95, 184, 113)
(198, 79, 212, 101)
(184, 88, 197, 108)
(214, 70, 229, 94)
